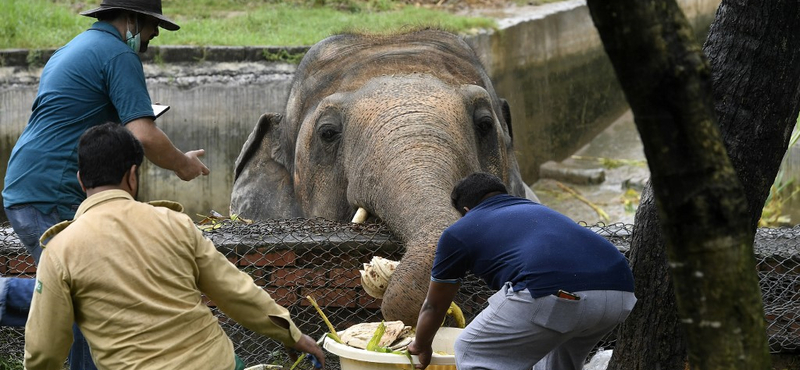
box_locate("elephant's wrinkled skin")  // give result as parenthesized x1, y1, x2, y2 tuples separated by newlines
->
(231, 29, 538, 325)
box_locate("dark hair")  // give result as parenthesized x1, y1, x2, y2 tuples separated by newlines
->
(78, 123, 144, 189)
(450, 172, 508, 215)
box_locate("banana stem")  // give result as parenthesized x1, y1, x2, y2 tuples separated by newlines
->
(306, 295, 343, 343)
(288, 354, 304, 370)
(556, 182, 610, 223)
(366, 321, 386, 351)
(446, 302, 466, 328)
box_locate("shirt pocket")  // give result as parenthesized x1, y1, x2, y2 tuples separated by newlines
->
(531, 294, 584, 333)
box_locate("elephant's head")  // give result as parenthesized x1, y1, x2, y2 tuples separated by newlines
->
(231, 29, 538, 325)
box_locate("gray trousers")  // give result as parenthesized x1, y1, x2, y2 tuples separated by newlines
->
(454, 283, 636, 370)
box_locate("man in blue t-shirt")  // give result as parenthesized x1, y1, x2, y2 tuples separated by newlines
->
(4, 0, 209, 265)
(408, 172, 636, 370)
(1, 1, 209, 369)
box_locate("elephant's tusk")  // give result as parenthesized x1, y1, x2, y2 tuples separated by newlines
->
(351, 207, 369, 223)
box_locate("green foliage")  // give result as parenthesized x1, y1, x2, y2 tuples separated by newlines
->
(621, 188, 640, 214)
(158, 4, 494, 47)
(598, 157, 647, 169)
(571, 155, 647, 169)
(0, 0, 90, 49)
(759, 114, 800, 227)
(25, 49, 45, 68)
(263, 48, 306, 63)
(2, 0, 496, 49)
(526, 0, 568, 4)
(365, 321, 386, 351)
(0, 356, 24, 370)
(307, 0, 400, 12)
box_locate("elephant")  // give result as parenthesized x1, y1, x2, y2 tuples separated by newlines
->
(230, 28, 538, 325)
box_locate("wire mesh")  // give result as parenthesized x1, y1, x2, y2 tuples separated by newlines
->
(1, 220, 798, 369)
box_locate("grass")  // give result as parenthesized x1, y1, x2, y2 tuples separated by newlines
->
(0, 0, 497, 49)
(0, 0, 88, 49)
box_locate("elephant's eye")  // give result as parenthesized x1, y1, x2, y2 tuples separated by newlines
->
(475, 115, 495, 137)
(318, 124, 341, 143)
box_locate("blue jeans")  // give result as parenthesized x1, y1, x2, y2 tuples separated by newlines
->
(0, 277, 35, 326)
(2, 205, 58, 327)
(5, 204, 61, 264)
(4, 205, 97, 370)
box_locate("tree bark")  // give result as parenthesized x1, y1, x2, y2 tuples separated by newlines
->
(705, 0, 800, 229)
(585, 0, 800, 368)
(607, 187, 686, 370)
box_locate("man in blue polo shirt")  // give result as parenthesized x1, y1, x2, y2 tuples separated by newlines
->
(408, 172, 636, 370)
(4, 0, 209, 265)
(1, 1, 208, 368)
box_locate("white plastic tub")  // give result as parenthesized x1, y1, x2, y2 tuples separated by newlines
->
(323, 327, 462, 370)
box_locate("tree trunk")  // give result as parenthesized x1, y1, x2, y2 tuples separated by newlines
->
(607, 186, 687, 370)
(705, 0, 800, 229)
(585, 0, 800, 368)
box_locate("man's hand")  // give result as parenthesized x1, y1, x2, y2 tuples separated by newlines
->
(407, 340, 432, 369)
(287, 334, 326, 369)
(409, 281, 461, 370)
(126, 118, 210, 181)
(174, 149, 209, 181)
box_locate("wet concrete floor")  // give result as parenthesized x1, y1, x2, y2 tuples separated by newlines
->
(532, 110, 649, 225)
(533, 110, 800, 227)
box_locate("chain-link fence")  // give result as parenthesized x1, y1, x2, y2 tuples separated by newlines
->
(1, 220, 798, 368)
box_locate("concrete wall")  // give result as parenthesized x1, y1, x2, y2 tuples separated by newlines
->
(137, 61, 299, 216)
(0, 0, 722, 220)
(467, 0, 721, 182)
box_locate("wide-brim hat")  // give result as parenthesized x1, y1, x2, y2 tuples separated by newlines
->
(80, 0, 180, 31)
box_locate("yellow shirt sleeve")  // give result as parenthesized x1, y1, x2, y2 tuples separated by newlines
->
(189, 219, 302, 347)
(24, 250, 77, 370)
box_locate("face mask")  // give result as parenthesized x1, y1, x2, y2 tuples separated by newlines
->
(125, 18, 141, 52)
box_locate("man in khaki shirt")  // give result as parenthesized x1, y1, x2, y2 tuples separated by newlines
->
(24, 123, 325, 370)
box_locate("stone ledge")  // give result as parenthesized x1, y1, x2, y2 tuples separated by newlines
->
(539, 160, 606, 185)
(0, 45, 311, 69)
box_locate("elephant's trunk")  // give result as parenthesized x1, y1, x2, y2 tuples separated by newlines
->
(347, 112, 476, 325)
(376, 189, 460, 326)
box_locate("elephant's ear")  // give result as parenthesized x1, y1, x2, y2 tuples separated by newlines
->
(498, 98, 541, 203)
(231, 113, 302, 219)
(234, 113, 279, 180)
(500, 98, 513, 139)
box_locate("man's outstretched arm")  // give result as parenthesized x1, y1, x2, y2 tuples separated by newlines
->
(125, 118, 209, 181)
(408, 280, 460, 370)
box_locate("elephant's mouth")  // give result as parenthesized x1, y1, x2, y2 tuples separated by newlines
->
(350, 207, 384, 225)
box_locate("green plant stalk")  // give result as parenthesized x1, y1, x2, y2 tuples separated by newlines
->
(306, 295, 343, 344)
(289, 354, 304, 370)
(365, 321, 386, 351)
(359, 321, 413, 368)
(403, 350, 414, 369)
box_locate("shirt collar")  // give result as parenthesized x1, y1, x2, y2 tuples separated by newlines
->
(74, 189, 134, 219)
(90, 21, 124, 41)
